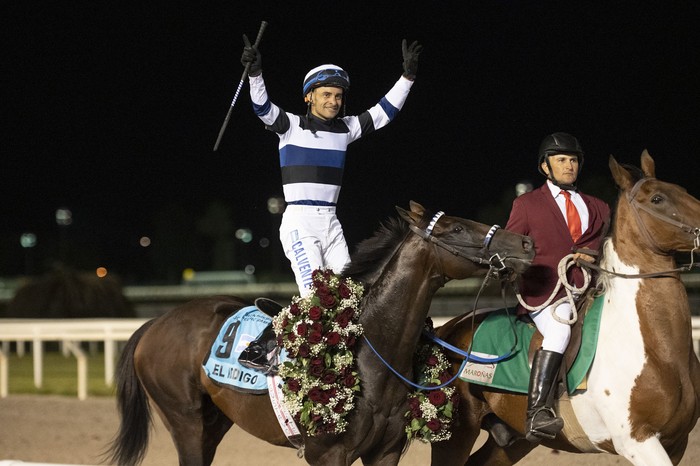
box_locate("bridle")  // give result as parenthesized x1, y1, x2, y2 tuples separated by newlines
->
(363, 210, 518, 390)
(408, 211, 510, 281)
(582, 177, 700, 280)
(626, 177, 700, 257)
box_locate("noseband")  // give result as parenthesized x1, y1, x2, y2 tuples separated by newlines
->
(408, 211, 509, 279)
(627, 178, 700, 255)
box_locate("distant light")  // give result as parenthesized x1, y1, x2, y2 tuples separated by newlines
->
(244, 265, 256, 275)
(182, 268, 195, 282)
(139, 236, 151, 247)
(515, 182, 533, 197)
(235, 228, 253, 243)
(56, 208, 73, 226)
(20, 233, 37, 248)
(259, 237, 270, 248)
(96, 267, 108, 278)
(267, 197, 285, 214)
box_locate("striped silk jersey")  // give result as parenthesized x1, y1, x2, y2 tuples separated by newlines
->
(248, 74, 414, 205)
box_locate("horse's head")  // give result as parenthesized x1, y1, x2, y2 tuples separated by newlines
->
(396, 201, 534, 281)
(610, 151, 700, 255)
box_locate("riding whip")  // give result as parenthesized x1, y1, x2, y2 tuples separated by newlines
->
(213, 20, 268, 152)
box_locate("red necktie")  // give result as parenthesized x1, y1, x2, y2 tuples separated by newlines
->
(561, 190, 582, 242)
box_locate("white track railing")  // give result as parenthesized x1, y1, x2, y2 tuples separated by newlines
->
(1, 317, 700, 400)
(0, 318, 148, 400)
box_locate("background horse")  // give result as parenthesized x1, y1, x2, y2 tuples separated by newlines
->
(107, 201, 534, 466)
(431, 152, 700, 466)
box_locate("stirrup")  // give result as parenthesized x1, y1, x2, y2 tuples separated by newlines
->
(525, 407, 563, 442)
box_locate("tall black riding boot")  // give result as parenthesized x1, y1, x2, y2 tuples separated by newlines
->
(254, 297, 283, 317)
(239, 323, 278, 373)
(525, 349, 564, 442)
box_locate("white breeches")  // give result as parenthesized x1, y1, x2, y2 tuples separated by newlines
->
(279, 205, 350, 297)
(530, 302, 573, 354)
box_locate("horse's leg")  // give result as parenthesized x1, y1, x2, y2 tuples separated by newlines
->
(135, 324, 233, 466)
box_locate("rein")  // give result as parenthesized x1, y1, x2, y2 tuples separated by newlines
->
(514, 177, 700, 321)
(363, 211, 515, 391)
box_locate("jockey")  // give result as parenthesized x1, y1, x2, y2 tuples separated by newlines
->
(504, 133, 610, 442)
(237, 35, 422, 372)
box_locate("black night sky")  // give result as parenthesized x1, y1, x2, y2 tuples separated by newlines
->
(3, 1, 700, 284)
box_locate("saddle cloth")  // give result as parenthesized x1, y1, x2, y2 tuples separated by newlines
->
(458, 295, 604, 393)
(202, 306, 288, 394)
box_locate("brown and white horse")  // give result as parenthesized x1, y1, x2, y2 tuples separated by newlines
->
(432, 151, 700, 465)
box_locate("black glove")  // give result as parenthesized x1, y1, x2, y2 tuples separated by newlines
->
(402, 39, 422, 80)
(241, 34, 262, 77)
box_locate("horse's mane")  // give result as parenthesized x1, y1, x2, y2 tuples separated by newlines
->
(596, 162, 647, 294)
(341, 215, 411, 286)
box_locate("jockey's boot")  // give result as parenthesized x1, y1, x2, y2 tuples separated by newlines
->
(482, 413, 519, 447)
(239, 323, 278, 373)
(525, 349, 564, 443)
(254, 297, 283, 317)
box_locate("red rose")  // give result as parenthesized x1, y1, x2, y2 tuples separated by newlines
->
(439, 371, 452, 384)
(426, 355, 439, 367)
(308, 330, 323, 344)
(308, 306, 323, 321)
(343, 374, 356, 388)
(310, 356, 324, 366)
(308, 387, 324, 402)
(426, 419, 442, 432)
(309, 364, 324, 377)
(338, 282, 351, 299)
(333, 399, 346, 413)
(289, 303, 301, 316)
(428, 390, 447, 406)
(335, 314, 350, 328)
(325, 331, 341, 346)
(297, 343, 311, 358)
(346, 335, 357, 347)
(311, 322, 323, 333)
(286, 378, 301, 392)
(322, 371, 338, 384)
(320, 292, 336, 309)
(342, 307, 355, 319)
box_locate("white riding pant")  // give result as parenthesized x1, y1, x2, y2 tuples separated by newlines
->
(279, 205, 350, 297)
(530, 301, 573, 354)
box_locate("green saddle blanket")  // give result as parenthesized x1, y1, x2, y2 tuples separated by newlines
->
(458, 295, 603, 394)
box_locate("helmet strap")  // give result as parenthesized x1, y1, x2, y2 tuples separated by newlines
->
(544, 160, 578, 191)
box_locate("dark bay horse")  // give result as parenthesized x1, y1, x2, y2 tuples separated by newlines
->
(431, 152, 700, 465)
(108, 201, 534, 466)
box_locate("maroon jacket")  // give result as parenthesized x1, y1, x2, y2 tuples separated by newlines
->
(506, 183, 610, 312)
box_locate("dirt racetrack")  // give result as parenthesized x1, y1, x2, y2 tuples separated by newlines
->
(1, 394, 699, 465)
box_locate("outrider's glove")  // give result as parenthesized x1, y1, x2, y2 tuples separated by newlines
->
(241, 34, 262, 77)
(402, 39, 422, 80)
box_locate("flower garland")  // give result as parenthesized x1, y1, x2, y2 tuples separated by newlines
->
(405, 334, 460, 443)
(272, 268, 364, 437)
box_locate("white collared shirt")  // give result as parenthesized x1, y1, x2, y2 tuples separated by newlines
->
(546, 180, 590, 234)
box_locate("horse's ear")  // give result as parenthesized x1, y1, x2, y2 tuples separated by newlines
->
(408, 200, 425, 216)
(609, 154, 635, 190)
(396, 202, 423, 225)
(640, 149, 656, 178)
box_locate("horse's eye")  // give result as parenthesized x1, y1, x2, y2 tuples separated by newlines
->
(651, 195, 664, 204)
(453, 225, 463, 233)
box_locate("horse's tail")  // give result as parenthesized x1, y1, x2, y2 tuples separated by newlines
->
(105, 319, 156, 466)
